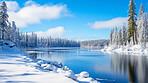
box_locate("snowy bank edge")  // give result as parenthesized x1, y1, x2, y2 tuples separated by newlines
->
(20, 50, 99, 83)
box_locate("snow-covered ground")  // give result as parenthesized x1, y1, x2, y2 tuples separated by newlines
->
(90, 45, 148, 56)
(0, 41, 99, 83)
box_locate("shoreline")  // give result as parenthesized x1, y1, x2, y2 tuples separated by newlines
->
(92, 45, 148, 56)
(0, 49, 99, 83)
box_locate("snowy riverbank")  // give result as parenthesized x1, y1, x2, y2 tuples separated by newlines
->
(90, 45, 148, 56)
(0, 46, 99, 83)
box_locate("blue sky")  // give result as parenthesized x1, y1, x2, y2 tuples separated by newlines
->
(4, 0, 148, 41)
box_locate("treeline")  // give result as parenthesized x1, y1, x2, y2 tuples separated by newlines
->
(110, 0, 148, 47)
(20, 33, 80, 48)
(0, 1, 80, 48)
(81, 39, 109, 48)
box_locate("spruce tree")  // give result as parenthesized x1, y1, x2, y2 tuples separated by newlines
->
(127, 0, 138, 45)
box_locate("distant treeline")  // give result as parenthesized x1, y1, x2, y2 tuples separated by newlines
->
(80, 39, 109, 48)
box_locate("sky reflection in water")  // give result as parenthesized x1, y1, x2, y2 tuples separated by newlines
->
(25, 48, 148, 83)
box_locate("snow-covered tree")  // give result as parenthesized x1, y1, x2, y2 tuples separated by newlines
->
(0, 1, 9, 40)
(25, 33, 29, 47)
(118, 29, 122, 45)
(122, 23, 127, 46)
(137, 13, 147, 45)
(11, 21, 16, 42)
(5, 22, 11, 40)
(137, 4, 147, 46)
(113, 27, 118, 45)
(139, 3, 145, 16)
(137, 3, 144, 40)
(110, 28, 114, 45)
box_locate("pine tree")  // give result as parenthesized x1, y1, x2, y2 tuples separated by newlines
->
(118, 29, 122, 45)
(110, 28, 114, 45)
(137, 14, 147, 45)
(113, 27, 118, 45)
(137, 3, 145, 40)
(140, 14, 147, 46)
(25, 33, 29, 47)
(47, 37, 50, 47)
(127, 0, 138, 45)
(122, 23, 127, 46)
(4, 22, 11, 41)
(15, 28, 20, 47)
(0, 1, 9, 40)
(137, 3, 147, 45)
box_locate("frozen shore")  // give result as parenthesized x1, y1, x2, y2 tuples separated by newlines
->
(90, 45, 148, 56)
(0, 47, 99, 83)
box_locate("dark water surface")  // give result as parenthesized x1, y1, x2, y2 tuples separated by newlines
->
(24, 48, 148, 83)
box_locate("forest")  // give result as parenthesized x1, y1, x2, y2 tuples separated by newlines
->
(110, 1, 148, 47)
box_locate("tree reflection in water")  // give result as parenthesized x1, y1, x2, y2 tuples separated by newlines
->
(111, 53, 148, 83)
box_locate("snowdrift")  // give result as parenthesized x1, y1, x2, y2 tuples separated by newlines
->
(0, 40, 18, 51)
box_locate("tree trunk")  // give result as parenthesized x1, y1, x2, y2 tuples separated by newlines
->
(133, 33, 135, 45)
(134, 26, 138, 44)
(2, 22, 4, 40)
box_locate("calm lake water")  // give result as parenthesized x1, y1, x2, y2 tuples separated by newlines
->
(24, 48, 148, 83)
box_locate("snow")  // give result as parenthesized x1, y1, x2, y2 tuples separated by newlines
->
(1, 40, 18, 51)
(44, 64, 54, 71)
(98, 45, 148, 56)
(35, 60, 99, 83)
(65, 70, 77, 80)
(0, 51, 76, 83)
(79, 71, 89, 78)
(0, 41, 99, 83)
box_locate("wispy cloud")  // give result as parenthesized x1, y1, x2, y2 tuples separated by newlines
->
(89, 17, 128, 29)
(33, 26, 65, 38)
(5, 1, 69, 27)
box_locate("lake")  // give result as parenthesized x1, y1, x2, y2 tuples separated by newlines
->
(24, 48, 148, 83)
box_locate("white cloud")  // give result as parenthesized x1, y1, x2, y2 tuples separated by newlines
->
(5, 1, 68, 27)
(5, 1, 19, 11)
(89, 17, 128, 29)
(34, 26, 65, 37)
